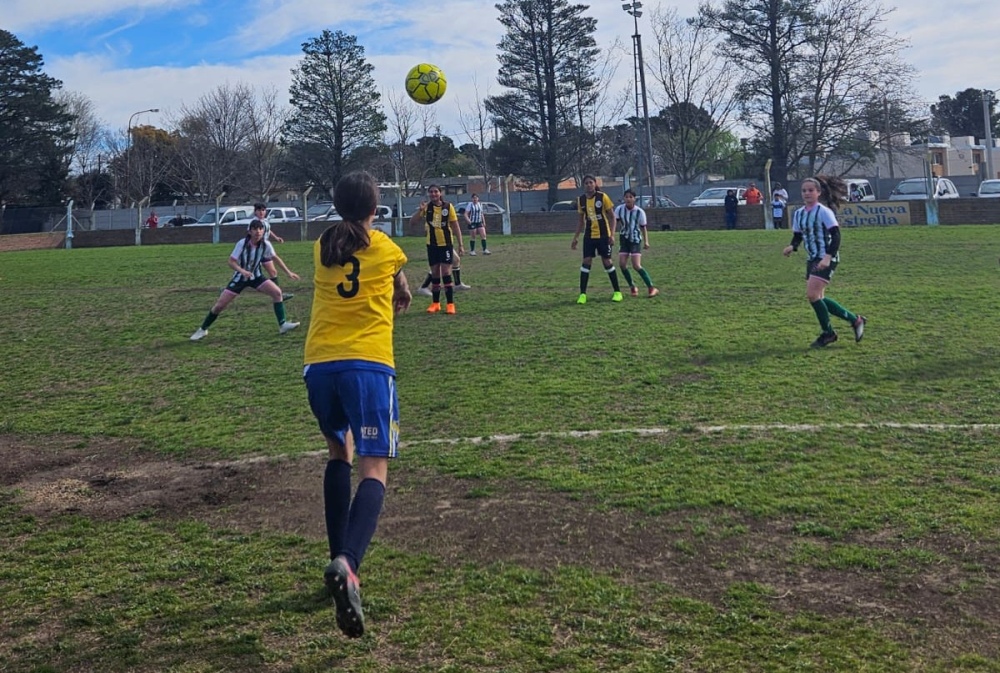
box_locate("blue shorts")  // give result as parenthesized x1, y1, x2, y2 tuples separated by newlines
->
(304, 361, 399, 458)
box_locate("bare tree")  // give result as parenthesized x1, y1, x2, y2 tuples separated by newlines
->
(456, 79, 497, 197)
(787, 0, 916, 177)
(648, 7, 740, 183)
(171, 82, 254, 200)
(244, 85, 289, 200)
(57, 90, 108, 209)
(384, 90, 437, 196)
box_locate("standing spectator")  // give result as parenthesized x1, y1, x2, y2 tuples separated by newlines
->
(724, 189, 739, 230)
(305, 171, 411, 639)
(571, 175, 622, 304)
(773, 182, 788, 203)
(464, 193, 491, 255)
(782, 175, 867, 348)
(744, 182, 763, 205)
(144, 210, 159, 229)
(614, 189, 659, 297)
(189, 220, 299, 341)
(772, 193, 786, 229)
(409, 184, 463, 314)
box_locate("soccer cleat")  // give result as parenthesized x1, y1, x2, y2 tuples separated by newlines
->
(852, 315, 866, 342)
(416, 286, 432, 297)
(455, 283, 472, 291)
(577, 293, 587, 305)
(445, 303, 456, 315)
(427, 302, 441, 313)
(279, 321, 300, 334)
(611, 291, 624, 302)
(810, 331, 839, 348)
(630, 286, 639, 297)
(325, 556, 365, 639)
(648, 287, 659, 298)
(282, 292, 295, 301)
(469, 250, 476, 256)
(190, 328, 208, 341)
(483, 249, 491, 255)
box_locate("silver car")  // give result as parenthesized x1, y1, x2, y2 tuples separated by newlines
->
(888, 177, 960, 200)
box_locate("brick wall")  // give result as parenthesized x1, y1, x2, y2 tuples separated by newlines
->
(0, 232, 65, 252)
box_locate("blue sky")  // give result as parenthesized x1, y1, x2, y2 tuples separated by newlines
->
(6, 0, 999, 143)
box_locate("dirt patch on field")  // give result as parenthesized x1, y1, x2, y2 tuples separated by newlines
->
(2, 434, 997, 658)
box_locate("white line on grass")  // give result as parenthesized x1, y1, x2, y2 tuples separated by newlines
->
(208, 422, 1000, 468)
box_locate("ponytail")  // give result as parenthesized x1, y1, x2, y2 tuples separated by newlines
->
(319, 221, 370, 268)
(807, 175, 848, 210)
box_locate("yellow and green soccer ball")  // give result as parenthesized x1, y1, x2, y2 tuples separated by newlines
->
(405, 63, 447, 105)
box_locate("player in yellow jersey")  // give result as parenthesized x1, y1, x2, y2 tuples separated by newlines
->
(304, 171, 411, 639)
(409, 184, 464, 314)
(571, 175, 623, 304)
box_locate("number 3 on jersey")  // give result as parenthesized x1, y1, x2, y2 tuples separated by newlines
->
(337, 256, 361, 298)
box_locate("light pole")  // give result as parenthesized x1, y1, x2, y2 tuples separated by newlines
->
(126, 108, 159, 208)
(983, 89, 997, 180)
(622, 1, 656, 203)
(868, 86, 893, 180)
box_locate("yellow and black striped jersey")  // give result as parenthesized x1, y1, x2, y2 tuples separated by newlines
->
(424, 202, 459, 247)
(578, 191, 615, 239)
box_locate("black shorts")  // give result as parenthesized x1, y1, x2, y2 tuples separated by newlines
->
(618, 238, 642, 254)
(427, 245, 454, 266)
(467, 221, 484, 231)
(806, 258, 838, 282)
(583, 236, 613, 259)
(225, 276, 269, 294)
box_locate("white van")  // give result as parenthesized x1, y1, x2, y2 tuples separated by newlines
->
(189, 206, 255, 226)
(266, 207, 299, 223)
(845, 179, 876, 202)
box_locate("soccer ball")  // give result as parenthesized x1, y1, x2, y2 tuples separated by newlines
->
(405, 63, 447, 105)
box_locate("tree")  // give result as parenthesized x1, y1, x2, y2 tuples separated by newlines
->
(487, 0, 602, 205)
(457, 79, 497, 196)
(697, 0, 817, 184)
(384, 90, 438, 196)
(0, 30, 73, 207)
(57, 90, 108, 210)
(648, 7, 739, 183)
(283, 30, 386, 193)
(172, 82, 254, 201)
(931, 88, 998, 139)
(244, 85, 289, 200)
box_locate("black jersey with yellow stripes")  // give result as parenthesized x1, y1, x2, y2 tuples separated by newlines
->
(577, 190, 615, 239)
(424, 201, 458, 247)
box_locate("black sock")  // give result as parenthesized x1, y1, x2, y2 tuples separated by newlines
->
(323, 459, 352, 561)
(421, 273, 432, 289)
(343, 478, 385, 572)
(579, 266, 591, 294)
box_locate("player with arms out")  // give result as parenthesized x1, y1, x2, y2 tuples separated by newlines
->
(614, 189, 659, 298)
(571, 175, 622, 304)
(409, 184, 464, 314)
(190, 219, 299, 340)
(782, 175, 867, 348)
(304, 171, 411, 638)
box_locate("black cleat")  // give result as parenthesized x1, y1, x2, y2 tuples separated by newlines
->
(810, 331, 839, 348)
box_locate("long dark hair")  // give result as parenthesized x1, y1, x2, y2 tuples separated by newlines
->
(804, 175, 848, 210)
(319, 171, 376, 268)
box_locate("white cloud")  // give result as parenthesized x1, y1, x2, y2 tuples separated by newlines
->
(4, 0, 197, 32)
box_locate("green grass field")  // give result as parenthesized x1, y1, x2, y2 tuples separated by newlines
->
(2, 226, 999, 671)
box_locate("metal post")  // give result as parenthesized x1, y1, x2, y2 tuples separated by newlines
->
(635, 30, 656, 202)
(301, 185, 313, 241)
(502, 174, 513, 235)
(65, 200, 74, 249)
(212, 192, 226, 244)
(125, 108, 159, 218)
(885, 95, 894, 180)
(984, 92, 996, 180)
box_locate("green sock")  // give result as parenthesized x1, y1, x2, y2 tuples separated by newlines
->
(273, 301, 286, 325)
(638, 268, 653, 288)
(201, 311, 218, 330)
(620, 268, 634, 287)
(823, 297, 857, 323)
(810, 300, 833, 333)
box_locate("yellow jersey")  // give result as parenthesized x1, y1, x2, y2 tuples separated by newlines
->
(424, 202, 459, 247)
(304, 229, 408, 369)
(577, 191, 615, 239)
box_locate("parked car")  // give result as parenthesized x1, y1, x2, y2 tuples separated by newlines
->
(888, 177, 960, 200)
(550, 200, 577, 211)
(265, 207, 299, 223)
(688, 187, 746, 207)
(973, 179, 1000, 198)
(293, 203, 392, 222)
(187, 206, 255, 226)
(845, 179, 876, 202)
(455, 200, 505, 217)
(638, 195, 680, 208)
(163, 214, 198, 226)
